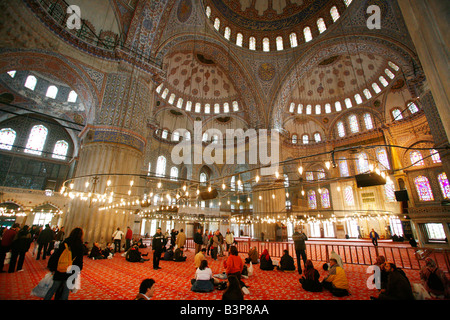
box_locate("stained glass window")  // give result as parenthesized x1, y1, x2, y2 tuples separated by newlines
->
(168, 93, 175, 105)
(303, 27, 312, 42)
(372, 82, 381, 93)
(354, 94, 363, 104)
(414, 175, 434, 201)
(306, 104, 312, 114)
(431, 149, 441, 163)
(67, 90, 78, 103)
(156, 155, 166, 177)
(292, 134, 298, 144)
(289, 103, 295, 113)
(224, 27, 231, 40)
(205, 6, 211, 18)
(363, 89, 372, 100)
(325, 103, 331, 114)
(176, 98, 183, 109)
(214, 104, 220, 114)
(236, 33, 243, 47)
(46, 85, 58, 99)
(161, 129, 168, 139)
(317, 168, 326, 180)
(214, 18, 220, 31)
(337, 121, 345, 137)
(364, 113, 373, 130)
(438, 172, 450, 199)
(0, 128, 16, 150)
(425, 223, 445, 240)
(308, 190, 317, 209)
(377, 148, 390, 170)
(156, 83, 163, 93)
(204, 104, 210, 114)
(356, 152, 369, 173)
(195, 103, 201, 113)
(345, 98, 353, 109)
(344, 0, 353, 6)
(385, 68, 395, 79)
(314, 132, 321, 142)
(317, 18, 327, 33)
(348, 114, 359, 133)
(161, 88, 169, 99)
(223, 103, 229, 113)
(263, 37, 270, 52)
(276, 36, 283, 51)
(200, 172, 207, 184)
(321, 188, 331, 208)
(306, 172, 314, 181)
(379, 76, 389, 87)
(410, 151, 424, 166)
(185, 101, 192, 112)
(302, 134, 309, 144)
(297, 104, 303, 114)
(339, 158, 349, 177)
(335, 101, 342, 112)
(392, 108, 403, 120)
(7, 70, 16, 78)
(344, 186, 355, 205)
(315, 104, 321, 114)
(232, 101, 239, 111)
(52, 140, 68, 160)
(172, 131, 180, 141)
(385, 179, 396, 202)
(289, 33, 298, 47)
(25, 125, 48, 155)
(408, 102, 419, 114)
(388, 61, 400, 71)
(249, 36, 256, 50)
(24, 75, 37, 90)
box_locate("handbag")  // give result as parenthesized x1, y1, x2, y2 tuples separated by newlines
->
(31, 272, 54, 298)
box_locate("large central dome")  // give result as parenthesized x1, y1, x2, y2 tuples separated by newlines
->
(209, 0, 334, 31)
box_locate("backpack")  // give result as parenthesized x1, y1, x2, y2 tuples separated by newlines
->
(57, 243, 73, 273)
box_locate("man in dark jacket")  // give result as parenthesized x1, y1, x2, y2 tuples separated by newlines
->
(194, 229, 203, 254)
(36, 224, 54, 260)
(152, 228, 166, 270)
(292, 228, 308, 275)
(374, 262, 414, 300)
(8, 225, 32, 272)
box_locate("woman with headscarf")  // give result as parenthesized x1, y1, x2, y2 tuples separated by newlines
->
(259, 248, 274, 270)
(299, 259, 322, 292)
(420, 257, 450, 298)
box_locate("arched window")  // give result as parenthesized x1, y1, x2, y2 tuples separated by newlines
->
(306, 172, 314, 181)
(384, 179, 396, 202)
(176, 98, 183, 109)
(67, 90, 78, 103)
(214, 18, 220, 31)
(315, 104, 321, 114)
(363, 89, 372, 100)
(161, 88, 169, 99)
(202, 132, 209, 142)
(0, 128, 16, 150)
(289, 102, 295, 113)
(303, 27, 313, 42)
(438, 172, 450, 199)
(168, 93, 175, 104)
(376, 148, 390, 170)
(184, 131, 191, 141)
(249, 36, 256, 50)
(236, 33, 243, 47)
(321, 188, 331, 208)
(224, 27, 231, 40)
(223, 102, 230, 113)
(410, 151, 424, 166)
(52, 140, 68, 160)
(356, 152, 370, 173)
(308, 190, 317, 209)
(317, 168, 326, 180)
(363, 113, 374, 130)
(230, 176, 236, 191)
(314, 132, 322, 143)
(170, 167, 178, 180)
(24, 75, 37, 90)
(392, 108, 403, 120)
(156, 155, 166, 177)
(214, 103, 220, 114)
(325, 103, 331, 114)
(354, 94, 363, 104)
(330, 6, 340, 22)
(335, 101, 342, 112)
(306, 104, 312, 114)
(276, 36, 283, 51)
(302, 134, 309, 144)
(205, 6, 211, 18)
(161, 129, 168, 139)
(195, 102, 201, 113)
(408, 102, 419, 114)
(232, 101, 239, 111)
(430, 149, 441, 163)
(372, 82, 381, 93)
(289, 33, 298, 47)
(317, 18, 327, 33)
(385, 68, 395, 79)
(185, 101, 192, 112)
(388, 61, 400, 71)
(204, 104, 210, 114)
(297, 104, 303, 114)
(348, 114, 359, 133)
(46, 85, 58, 99)
(345, 98, 353, 109)
(172, 131, 180, 142)
(292, 134, 298, 144)
(344, 186, 355, 206)
(25, 125, 48, 155)
(337, 121, 345, 137)
(414, 175, 434, 201)
(156, 83, 163, 93)
(263, 37, 270, 52)
(379, 76, 389, 87)
(339, 158, 349, 177)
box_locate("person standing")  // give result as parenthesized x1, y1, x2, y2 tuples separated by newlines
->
(36, 224, 54, 260)
(152, 228, 166, 270)
(55, 226, 65, 249)
(44, 227, 84, 300)
(292, 227, 308, 274)
(225, 229, 234, 252)
(125, 226, 133, 251)
(112, 227, 124, 253)
(194, 228, 203, 254)
(211, 230, 220, 260)
(8, 225, 32, 273)
(0, 223, 20, 272)
(175, 228, 186, 250)
(370, 228, 380, 246)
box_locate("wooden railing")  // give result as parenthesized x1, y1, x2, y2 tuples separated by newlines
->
(142, 237, 450, 273)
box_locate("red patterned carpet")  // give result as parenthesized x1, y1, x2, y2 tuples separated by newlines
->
(0, 246, 423, 301)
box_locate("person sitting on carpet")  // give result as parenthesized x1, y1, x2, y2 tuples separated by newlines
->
(321, 258, 349, 297)
(299, 259, 322, 292)
(372, 262, 414, 300)
(419, 257, 450, 298)
(191, 259, 215, 292)
(135, 278, 156, 300)
(164, 245, 175, 261)
(277, 249, 296, 272)
(222, 275, 244, 300)
(245, 246, 259, 264)
(224, 245, 248, 291)
(194, 248, 207, 268)
(103, 242, 114, 259)
(174, 246, 187, 261)
(89, 242, 106, 260)
(259, 248, 275, 271)
(126, 245, 149, 263)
